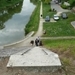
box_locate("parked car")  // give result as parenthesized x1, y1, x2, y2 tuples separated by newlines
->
(53, 15, 59, 21)
(61, 13, 68, 19)
(45, 16, 50, 22)
(55, 0, 58, 4)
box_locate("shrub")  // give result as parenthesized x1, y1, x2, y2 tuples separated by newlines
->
(61, 4, 69, 9)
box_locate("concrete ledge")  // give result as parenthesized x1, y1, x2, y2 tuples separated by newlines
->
(3, 31, 34, 48)
(7, 66, 61, 73)
(7, 47, 61, 67)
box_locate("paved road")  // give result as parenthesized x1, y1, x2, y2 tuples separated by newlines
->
(51, 1, 70, 16)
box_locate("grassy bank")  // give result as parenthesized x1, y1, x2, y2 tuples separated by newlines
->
(43, 12, 75, 37)
(0, 0, 22, 9)
(42, 39, 75, 51)
(25, 1, 40, 35)
(42, 39, 75, 67)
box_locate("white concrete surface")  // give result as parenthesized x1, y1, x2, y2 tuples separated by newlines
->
(7, 47, 61, 67)
(71, 21, 75, 29)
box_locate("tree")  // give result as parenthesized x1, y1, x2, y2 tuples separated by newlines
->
(45, 0, 50, 4)
(41, 0, 51, 4)
(69, 0, 75, 7)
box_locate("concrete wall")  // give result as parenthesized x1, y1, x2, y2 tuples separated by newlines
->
(7, 66, 62, 72)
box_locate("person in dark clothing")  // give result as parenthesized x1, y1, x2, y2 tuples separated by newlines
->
(41, 14, 42, 17)
(30, 40, 34, 46)
(39, 40, 43, 46)
(35, 39, 38, 46)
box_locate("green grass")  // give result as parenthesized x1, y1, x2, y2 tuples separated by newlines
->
(43, 12, 75, 37)
(42, 39, 75, 56)
(25, 2, 40, 35)
(43, 2, 56, 18)
(42, 39, 75, 66)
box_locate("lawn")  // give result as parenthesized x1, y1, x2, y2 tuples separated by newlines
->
(43, 2, 56, 18)
(43, 12, 75, 37)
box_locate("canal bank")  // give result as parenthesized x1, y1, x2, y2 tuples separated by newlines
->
(0, 0, 35, 46)
(1, 1, 43, 49)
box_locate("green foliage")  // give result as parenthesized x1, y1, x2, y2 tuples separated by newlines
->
(44, 0, 50, 4)
(30, 0, 38, 5)
(0, 0, 22, 9)
(69, 0, 75, 7)
(61, 4, 70, 9)
(42, 0, 51, 4)
(25, 2, 40, 35)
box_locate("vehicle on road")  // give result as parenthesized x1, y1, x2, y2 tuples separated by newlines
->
(54, 0, 58, 4)
(61, 13, 68, 19)
(45, 16, 50, 22)
(53, 15, 59, 21)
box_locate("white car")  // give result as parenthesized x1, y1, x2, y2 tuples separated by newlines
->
(53, 15, 59, 21)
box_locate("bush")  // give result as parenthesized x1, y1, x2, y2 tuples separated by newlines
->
(61, 4, 69, 9)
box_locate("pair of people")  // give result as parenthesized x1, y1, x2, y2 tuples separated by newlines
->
(30, 37, 42, 46)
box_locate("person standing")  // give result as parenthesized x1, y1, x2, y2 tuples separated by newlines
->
(35, 39, 38, 46)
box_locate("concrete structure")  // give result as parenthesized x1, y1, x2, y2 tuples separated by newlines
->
(7, 47, 61, 67)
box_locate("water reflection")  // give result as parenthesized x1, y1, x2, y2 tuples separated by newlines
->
(0, 0, 35, 46)
(0, 1, 23, 29)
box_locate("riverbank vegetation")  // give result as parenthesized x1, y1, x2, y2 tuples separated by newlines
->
(25, 1, 40, 35)
(0, 0, 23, 9)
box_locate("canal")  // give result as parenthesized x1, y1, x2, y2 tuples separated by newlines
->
(0, 0, 35, 46)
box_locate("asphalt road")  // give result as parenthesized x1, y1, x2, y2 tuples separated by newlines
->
(51, 1, 70, 13)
